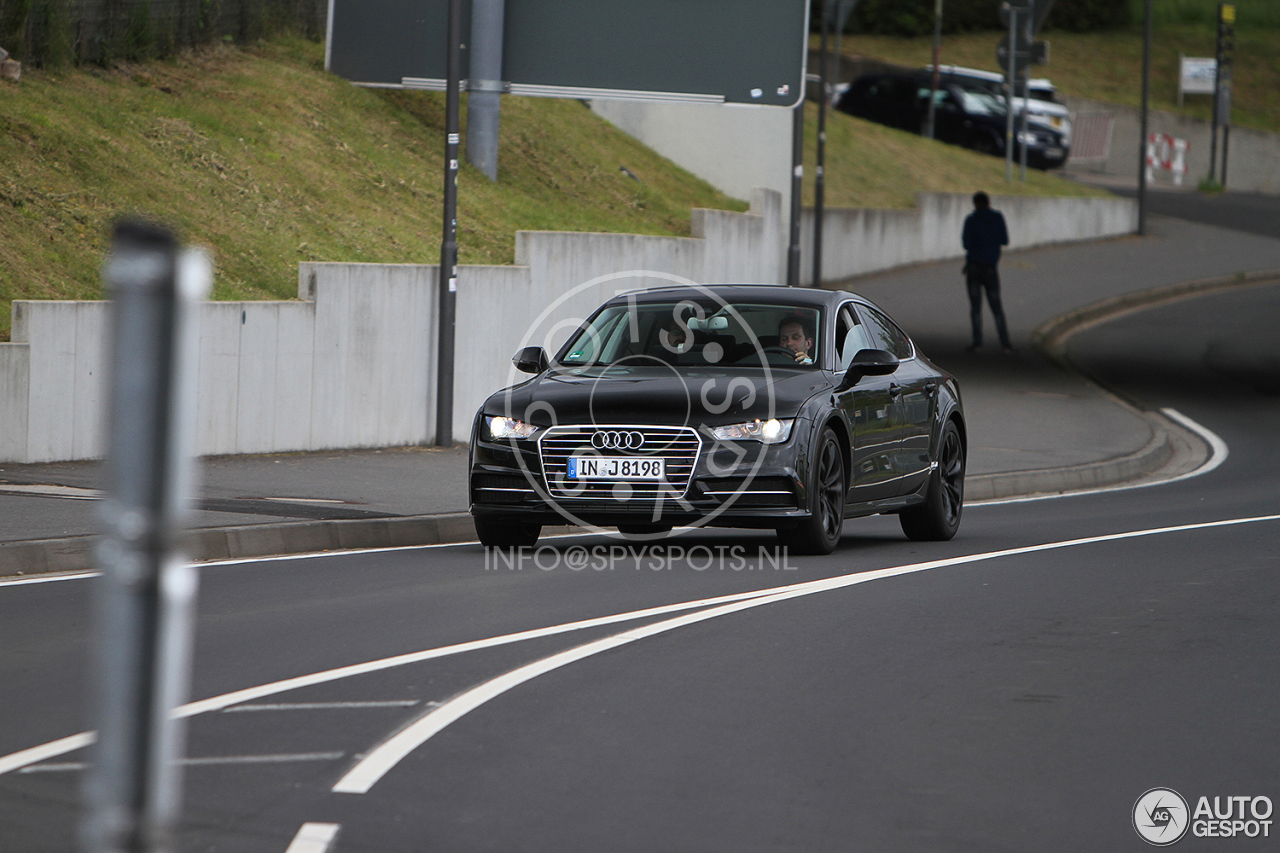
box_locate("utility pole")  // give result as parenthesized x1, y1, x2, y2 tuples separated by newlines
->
(436, 0, 462, 446)
(1004, 5, 1017, 183)
(813, 0, 830, 289)
(787, 102, 803, 287)
(1138, 0, 1151, 235)
(924, 0, 943, 140)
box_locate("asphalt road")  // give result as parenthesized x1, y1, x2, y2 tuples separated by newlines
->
(2, 273, 1278, 851)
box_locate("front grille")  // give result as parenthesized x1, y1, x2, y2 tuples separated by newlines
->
(697, 476, 797, 508)
(539, 425, 701, 502)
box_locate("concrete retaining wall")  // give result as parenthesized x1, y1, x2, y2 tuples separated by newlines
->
(800, 192, 1139, 284)
(0, 189, 1135, 462)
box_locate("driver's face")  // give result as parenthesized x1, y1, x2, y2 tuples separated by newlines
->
(779, 323, 810, 355)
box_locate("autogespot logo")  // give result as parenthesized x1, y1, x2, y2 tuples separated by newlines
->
(1134, 788, 1190, 846)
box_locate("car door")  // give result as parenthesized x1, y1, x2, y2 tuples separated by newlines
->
(858, 305, 937, 496)
(833, 304, 901, 503)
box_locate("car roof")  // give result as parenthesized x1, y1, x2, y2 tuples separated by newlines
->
(607, 284, 861, 310)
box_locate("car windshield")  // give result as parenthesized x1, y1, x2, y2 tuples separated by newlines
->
(958, 90, 1006, 116)
(559, 301, 824, 369)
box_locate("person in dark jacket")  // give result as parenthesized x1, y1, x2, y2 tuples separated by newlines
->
(961, 191, 1012, 352)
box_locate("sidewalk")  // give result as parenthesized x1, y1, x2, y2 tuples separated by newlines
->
(3, 213, 1279, 575)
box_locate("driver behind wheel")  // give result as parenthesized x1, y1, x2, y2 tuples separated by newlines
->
(778, 315, 815, 364)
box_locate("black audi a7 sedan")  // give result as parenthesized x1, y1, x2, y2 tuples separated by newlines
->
(468, 285, 966, 554)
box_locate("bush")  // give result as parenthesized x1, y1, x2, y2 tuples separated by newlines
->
(812, 0, 1131, 36)
(1043, 0, 1131, 32)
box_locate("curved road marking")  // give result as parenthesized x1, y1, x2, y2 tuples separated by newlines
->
(970, 407, 1228, 506)
(333, 511, 1280, 793)
(5, 512, 1277, 781)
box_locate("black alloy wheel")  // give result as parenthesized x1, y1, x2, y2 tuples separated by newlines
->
(899, 420, 964, 541)
(777, 428, 845, 555)
(474, 515, 542, 548)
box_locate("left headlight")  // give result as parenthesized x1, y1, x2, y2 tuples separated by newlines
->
(486, 415, 539, 440)
(709, 418, 794, 444)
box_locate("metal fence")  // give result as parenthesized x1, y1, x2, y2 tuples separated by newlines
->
(0, 0, 327, 66)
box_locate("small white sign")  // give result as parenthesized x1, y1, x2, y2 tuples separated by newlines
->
(1180, 57, 1216, 96)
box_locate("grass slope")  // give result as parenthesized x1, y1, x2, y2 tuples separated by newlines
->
(837, 27, 1280, 134)
(800, 100, 1106, 207)
(0, 38, 744, 340)
(2, 36, 1104, 341)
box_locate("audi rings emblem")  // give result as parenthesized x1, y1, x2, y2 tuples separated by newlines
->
(591, 430, 645, 450)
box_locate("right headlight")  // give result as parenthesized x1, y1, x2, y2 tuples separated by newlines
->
(485, 415, 539, 440)
(709, 418, 795, 445)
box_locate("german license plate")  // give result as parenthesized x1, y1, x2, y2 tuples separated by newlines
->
(1045, 147, 1065, 158)
(568, 456, 665, 480)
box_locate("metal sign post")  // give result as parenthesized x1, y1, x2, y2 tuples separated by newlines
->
(787, 103, 804, 288)
(81, 221, 210, 853)
(813, 0, 830, 289)
(1138, 0, 1151, 235)
(436, 0, 462, 446)
(1004, 5, 1017, 182)
(924, 0, 943, 140)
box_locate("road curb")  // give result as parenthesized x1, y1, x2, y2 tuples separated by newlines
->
(965, 415, 1172, 501)
(999, 268, 1280, 501)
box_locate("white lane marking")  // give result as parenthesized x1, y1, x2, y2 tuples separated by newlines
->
(0, 484, 102, 499)
(0, 572, 102, 588)
(285, 822, 341, 853)
(222, 701, 422, 712)
(19, 752, 345, 773)
(6, 512, 1279, 780)
(332, 511, 1280, 794)
(970, 408, 1229, 506)
(0, 732, 96, 777)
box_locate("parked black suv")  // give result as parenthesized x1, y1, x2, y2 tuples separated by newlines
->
(836, 72, 1068, 170)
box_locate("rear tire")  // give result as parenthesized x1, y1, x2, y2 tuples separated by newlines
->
(776, 429, 845, 556)
(899, 420, 965, 541)
(474, 515, 541, 548)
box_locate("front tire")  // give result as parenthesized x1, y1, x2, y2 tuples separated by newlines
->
(899, 420, 965, 541)
(474, 515, 542, 548)
(777, 428, 845, 556)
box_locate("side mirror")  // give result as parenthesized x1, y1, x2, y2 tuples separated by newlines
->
(513, 346, 549, 374)
(837, 348, 899, 390)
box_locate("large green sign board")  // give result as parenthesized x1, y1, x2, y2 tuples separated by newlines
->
(326, 0, 809, 107)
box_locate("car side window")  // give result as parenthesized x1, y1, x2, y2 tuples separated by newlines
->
(836, 305, 873, 371)
(858, 306, 913, 360)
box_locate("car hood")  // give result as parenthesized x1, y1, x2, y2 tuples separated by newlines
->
(483, 364, 831, 427)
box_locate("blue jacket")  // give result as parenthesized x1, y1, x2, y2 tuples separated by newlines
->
(962, 208, 1009, 266)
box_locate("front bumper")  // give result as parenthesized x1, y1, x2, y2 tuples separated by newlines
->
(470, 428, 813, 529)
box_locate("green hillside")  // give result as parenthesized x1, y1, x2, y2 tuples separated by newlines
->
(1, 36, 1104, 341)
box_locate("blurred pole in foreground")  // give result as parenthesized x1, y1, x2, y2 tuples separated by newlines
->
(81, 221, 210, 853)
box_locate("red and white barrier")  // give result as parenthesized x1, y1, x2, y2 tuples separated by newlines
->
(1145, 133, 1190, 186)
